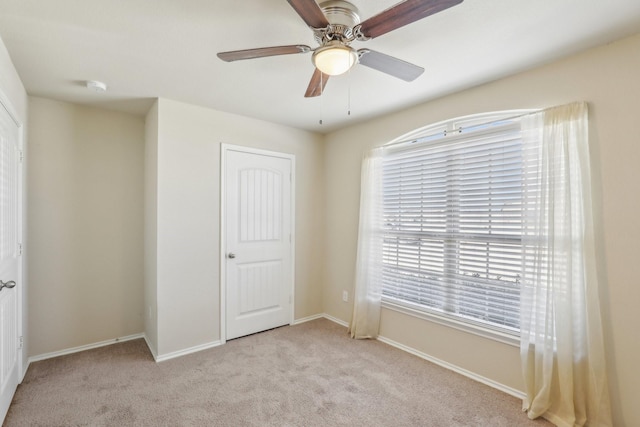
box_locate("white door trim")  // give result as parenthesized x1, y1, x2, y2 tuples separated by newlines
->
(220, 143, 295, 344)
(0, 86, 24, 382)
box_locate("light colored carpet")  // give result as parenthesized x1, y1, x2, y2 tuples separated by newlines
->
(5, 319, 551, 426)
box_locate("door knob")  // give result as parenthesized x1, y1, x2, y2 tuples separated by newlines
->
(228, 253, 236, 259)
(0, 280, 16, 292)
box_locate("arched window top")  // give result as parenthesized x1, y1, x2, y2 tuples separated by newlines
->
(385, 109, 537, 149)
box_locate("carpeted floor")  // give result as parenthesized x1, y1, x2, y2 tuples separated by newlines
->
(4, 318, 551, 426)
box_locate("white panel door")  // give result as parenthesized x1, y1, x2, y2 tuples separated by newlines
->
(0, 101, 21, 423)
(224, 147, 293, 340)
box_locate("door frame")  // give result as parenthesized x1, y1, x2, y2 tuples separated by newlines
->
(220, 143, 295, 344)
(0, 87, 25, 382)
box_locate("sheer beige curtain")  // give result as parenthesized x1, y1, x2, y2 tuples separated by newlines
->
(349, 147, 384, 339)
(520, 102, 612, 426)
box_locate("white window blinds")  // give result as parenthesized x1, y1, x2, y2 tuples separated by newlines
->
(381, 119, 526, 334)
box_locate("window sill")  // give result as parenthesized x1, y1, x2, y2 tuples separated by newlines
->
(381, 298, 520, 348)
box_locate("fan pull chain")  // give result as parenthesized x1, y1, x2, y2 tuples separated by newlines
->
(319, 72, 323, 125)
(347, 67, 351, 116)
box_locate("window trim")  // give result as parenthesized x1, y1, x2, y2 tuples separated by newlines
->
(380, 110, 537, 346)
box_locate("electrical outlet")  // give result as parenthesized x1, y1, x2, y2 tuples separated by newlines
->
(342, 290, 349, 302)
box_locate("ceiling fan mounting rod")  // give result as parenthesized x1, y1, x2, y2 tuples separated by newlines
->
(319, 1, 360, 26)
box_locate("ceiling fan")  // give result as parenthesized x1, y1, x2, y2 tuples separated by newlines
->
(217, 0, 463, 97)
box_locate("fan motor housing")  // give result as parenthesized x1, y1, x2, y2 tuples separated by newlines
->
(320, 1, 360, 26)
(314, 0, 361, 44)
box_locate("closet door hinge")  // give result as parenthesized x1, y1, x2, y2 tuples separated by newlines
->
(18, 243, 22, 256)
(18, 336, 23, 349)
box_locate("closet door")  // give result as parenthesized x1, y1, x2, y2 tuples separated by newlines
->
(223, 145, 294, 340)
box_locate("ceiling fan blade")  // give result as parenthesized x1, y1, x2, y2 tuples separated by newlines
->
(286, 0, 330, 28)
(304, 68, 330, 97)
(217, 45, 311, 62)
(356, 0, 463, 40)
(357, 49, 424, 82)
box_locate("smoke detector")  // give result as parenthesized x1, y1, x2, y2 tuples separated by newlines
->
(86, 80, 107, 93)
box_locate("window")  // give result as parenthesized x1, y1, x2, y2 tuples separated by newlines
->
(381, 113, 533, 336)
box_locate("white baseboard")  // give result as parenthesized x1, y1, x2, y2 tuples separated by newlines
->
(28, 333, 145, 364)
(293, 313, 349, 328)
(27, 332, 222, 365)
(154, 340, 222, 363)
(376, 334, 526, 400)
(25, 315, 343, 366)
(322, 313, 349, 328)
(292, 313, 325, 325)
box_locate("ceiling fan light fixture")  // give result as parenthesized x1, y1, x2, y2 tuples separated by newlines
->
(312, 42, 357, 76)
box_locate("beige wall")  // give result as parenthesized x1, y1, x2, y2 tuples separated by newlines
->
(323, 32, 640, 426)
(0, 34, 28, 375)
(27, 97, 145, 356)
(144, 101, 159, 356)
(153, 98, 324, 357)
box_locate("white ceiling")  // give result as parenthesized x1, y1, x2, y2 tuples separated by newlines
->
(1, 0, 639, 133)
